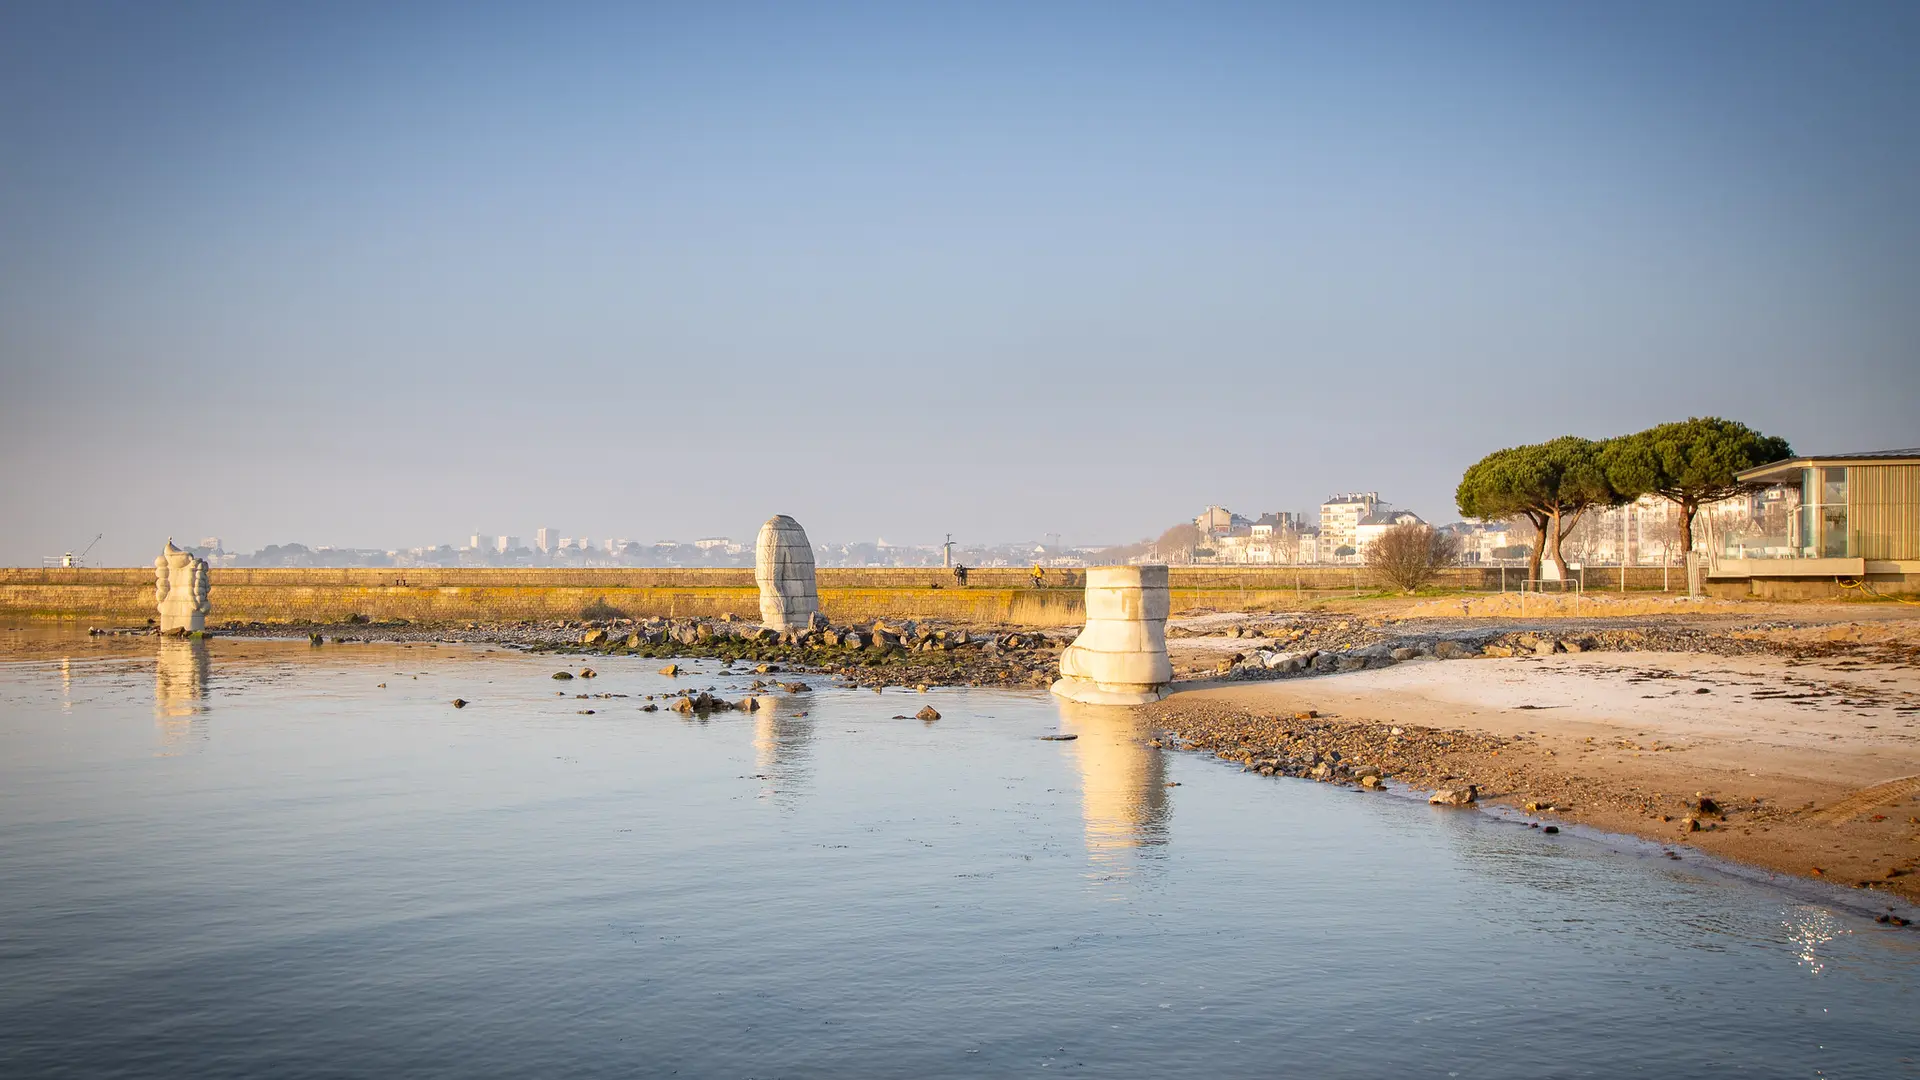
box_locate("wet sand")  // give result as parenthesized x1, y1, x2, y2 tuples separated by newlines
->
(1149, 651, 1920, 903)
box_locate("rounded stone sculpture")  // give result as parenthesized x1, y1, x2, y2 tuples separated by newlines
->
(1051, 565, 1174, 706)
(154, 538, 211, 634)
(754, 515, 819, 631)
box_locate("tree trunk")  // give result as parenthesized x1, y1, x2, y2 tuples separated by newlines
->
(1545, 506, 1571, 581)
(1527, 513, 1547, 581)
(1678, 498, 1697, 556)
(1553, 505, 1590, 582)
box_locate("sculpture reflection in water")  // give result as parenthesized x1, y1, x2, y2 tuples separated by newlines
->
(751, 698, 815, 807)
(1054, 700, 1171, 867)
(154, 638, 211, 753)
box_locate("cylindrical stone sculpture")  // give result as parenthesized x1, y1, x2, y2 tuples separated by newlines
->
(154, 538, 212, 634)
(754, 515, 819, 631)
(1050, 565, 1173, 706)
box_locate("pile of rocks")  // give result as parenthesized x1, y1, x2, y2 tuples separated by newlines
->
(1481, 631, 1597, 658)
(667, 691, 774, 715)
(1193, 619, 1875, 684)
(1136, 699, 1512, 791)
(1209, 635, 1493, 681)
(1140, 699, 1515, 796)
(544, 616, 1067, 690)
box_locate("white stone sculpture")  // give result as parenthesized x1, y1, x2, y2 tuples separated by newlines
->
(154, 539, 211, 633)
(1050, 565, 1174, 706)
(754, 515, 819, 631)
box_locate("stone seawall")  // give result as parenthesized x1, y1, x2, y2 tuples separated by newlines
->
(0, 565, 1687, 628)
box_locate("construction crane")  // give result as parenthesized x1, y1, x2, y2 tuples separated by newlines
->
(54, 534, 102, 568)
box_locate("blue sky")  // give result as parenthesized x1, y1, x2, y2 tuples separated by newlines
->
(3, 2, 1916, 563)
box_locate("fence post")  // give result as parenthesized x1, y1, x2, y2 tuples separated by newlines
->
(1621, 509, 1629, 594)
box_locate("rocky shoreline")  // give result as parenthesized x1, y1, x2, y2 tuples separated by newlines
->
(1179, 616, 1920, 680)
(191, 614, 1072, 690)
(1140, 637, 1920, 914)
(1138, 694, 1918, 914)
(134, 608, 1916, 692)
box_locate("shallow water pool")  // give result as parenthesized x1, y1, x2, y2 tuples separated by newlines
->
(1, 632, 1915, 1077)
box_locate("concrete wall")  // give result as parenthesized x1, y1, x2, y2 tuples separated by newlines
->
(1706, 571, 1920, 600)
(0, 565, 1699, 627)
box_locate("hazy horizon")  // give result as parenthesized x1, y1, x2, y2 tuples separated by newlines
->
(5, 2, 1917, 567)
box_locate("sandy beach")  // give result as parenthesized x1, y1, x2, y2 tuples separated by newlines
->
(1147, 643, 1920, 904)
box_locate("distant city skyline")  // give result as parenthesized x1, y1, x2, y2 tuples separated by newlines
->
(5, 3, 1917, 567)
(50, 491, 1397, 567)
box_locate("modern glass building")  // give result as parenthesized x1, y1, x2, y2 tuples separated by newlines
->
(1707, 449, 1920, 597)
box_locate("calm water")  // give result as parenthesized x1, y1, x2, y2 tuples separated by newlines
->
(1, 630, 1915, 1078)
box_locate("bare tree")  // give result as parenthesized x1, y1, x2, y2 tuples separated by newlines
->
(1643, 507, 1685, 567)
(1503, 515, 1541, 563)
(1153, 523, 1203, 564)
(1560, 509, 1605, 565)
(1274, 524, 1303, 566)
(1093, 538, 1154, 564)
(1366, 523, 1460, 593)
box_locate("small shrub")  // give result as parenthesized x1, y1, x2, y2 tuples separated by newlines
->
(1366, 524, 1460, 593)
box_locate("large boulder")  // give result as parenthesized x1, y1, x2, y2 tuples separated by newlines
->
(1429, 785, 1478, 807)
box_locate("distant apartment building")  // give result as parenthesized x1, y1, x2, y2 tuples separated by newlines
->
(535, 527, 553, 554)
(1319, 493, 1381, 561)
(1552, 489, 1800, 569)
(1352, 508, 1424, 554)
(1442, 521, 1515, 564)
(1250, 512, 1305, 537)
(1194, 505, 1247, 536)
(495, 536, 520, 554)
(1195, 509, 1319, 564)
(693, 536, 736, 552)
(1243, 512, 1312, 564)
(469, 533, 489, 552)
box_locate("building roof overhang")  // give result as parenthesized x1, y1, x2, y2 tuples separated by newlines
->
(1738, 449, 1920, 484)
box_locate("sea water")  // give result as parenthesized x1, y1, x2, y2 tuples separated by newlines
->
(0, 630, 1914, 1077)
